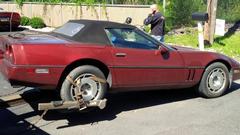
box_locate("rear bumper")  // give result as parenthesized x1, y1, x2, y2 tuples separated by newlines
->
(0, 59, 64, 88)
(0, 21, 20, 28)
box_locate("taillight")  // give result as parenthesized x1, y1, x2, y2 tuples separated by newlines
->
(0, 50, 3, 59)
(5, 44, 15, 63)
(13, 13, 20, 21)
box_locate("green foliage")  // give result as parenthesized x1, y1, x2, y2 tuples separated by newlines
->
(20, 16, 31, 26)
(217, 0, 240, 23)
(165, 29, 198, 46)
(15, 0, 24, 7)
(143, 25, 151, 33)
(30, 17, 45, 29)
(108, 0, 157, 4)
(165, 0, 204, 30)
(165, 31, 240, 61)
(164, 0, 240, 30)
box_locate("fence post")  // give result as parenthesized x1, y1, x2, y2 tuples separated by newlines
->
(198, 22, 204, 51)
(98, 3, 101, 20)
(61, 3, 63, 25)
(7, 2, 9, 11)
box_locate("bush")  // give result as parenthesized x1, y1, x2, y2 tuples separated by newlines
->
(30, 17, 45, 29)
(165, 0, 204, 31)
(20, 16, 31, 26)
(217, 0, 240, 23)
(164, 0, 240, 30)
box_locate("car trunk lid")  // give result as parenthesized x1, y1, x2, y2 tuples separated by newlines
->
(4, 33, 70, 45)
(0, 34, 69, 64)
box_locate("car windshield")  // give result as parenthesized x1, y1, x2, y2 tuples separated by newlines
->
(53, 22, 84, 37)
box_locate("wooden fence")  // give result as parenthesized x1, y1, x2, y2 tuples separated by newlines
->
(0, 2, 150, 27)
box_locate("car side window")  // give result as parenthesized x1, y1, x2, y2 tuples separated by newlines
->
(105, 28, 158, 50)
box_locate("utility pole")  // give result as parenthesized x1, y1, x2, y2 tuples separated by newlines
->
(204, 0, 218, 45)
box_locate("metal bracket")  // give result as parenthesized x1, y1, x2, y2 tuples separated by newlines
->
(38, 75, 107, 111)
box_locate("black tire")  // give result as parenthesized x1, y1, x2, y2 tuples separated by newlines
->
(60, 65, 107, 102)
(197, 62, 230, 98)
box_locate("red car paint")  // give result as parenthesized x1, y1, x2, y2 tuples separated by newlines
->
(0, 26, 240, 92)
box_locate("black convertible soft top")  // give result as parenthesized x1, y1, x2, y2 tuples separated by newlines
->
(51, 19, 136, 45)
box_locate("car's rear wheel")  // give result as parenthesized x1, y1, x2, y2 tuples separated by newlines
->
(60, 65, 107, 103)
(197, 62, 230, 98)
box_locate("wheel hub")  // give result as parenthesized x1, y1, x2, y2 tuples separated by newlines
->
(79, 78, 98, 101)
(207, 68, 226, 93)
(70, 73, 102, 102)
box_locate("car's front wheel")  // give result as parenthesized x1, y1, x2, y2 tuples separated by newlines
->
(197, 62, 230, 98)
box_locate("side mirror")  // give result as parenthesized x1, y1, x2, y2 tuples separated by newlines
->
(160, 47, 168, 55)
(155, 47, 168, 55)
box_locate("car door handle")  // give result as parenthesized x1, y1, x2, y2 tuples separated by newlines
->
(115, 53, 127, 57)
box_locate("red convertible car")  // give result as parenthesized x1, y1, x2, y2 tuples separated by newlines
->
(0, 20, 240, 103)
(0, 8, 20, 29)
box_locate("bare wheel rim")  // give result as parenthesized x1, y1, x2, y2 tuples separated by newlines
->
(206, 68, 226, 93)
(70, 73, 102, 101)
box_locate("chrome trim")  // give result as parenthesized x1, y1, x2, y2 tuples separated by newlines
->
(109, 66, 205, 69)
(233, 69, 240, 74)
(3, 59, 65, 68)
(35, 68, 50, 74)
(115, 53, 127, 57)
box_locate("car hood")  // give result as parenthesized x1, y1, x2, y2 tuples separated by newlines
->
(171, 45, 199, 52)
(171, 45, 240, 68)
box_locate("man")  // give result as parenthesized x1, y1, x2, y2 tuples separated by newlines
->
(144, 4, 165, 42)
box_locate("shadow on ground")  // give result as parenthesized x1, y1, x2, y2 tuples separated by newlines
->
(0, 109, 50, 135)
(0, 89, 59, 135)
(1, 81, 240, 133)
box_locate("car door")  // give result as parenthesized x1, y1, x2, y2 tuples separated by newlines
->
(105, 28, 187, 88)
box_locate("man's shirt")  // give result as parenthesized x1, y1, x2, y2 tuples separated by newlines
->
(144, 12, 165, 36)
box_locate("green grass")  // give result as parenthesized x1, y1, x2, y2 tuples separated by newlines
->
(165, 30, 240, 61)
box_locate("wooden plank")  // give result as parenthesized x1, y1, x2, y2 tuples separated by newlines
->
(38, 101, 81, 111)
(38, 99, 107, 111)
(0, 94, 26, 109)
(0, 94, 22, 102)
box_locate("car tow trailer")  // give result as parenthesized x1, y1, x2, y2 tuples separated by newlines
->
(0, 75, 107, 126)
